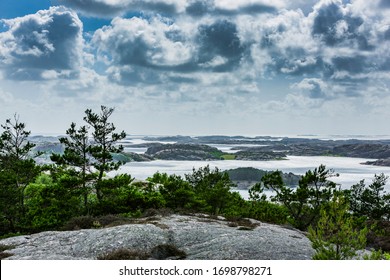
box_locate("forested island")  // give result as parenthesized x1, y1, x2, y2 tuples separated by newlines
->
(32, 132, 390, 165)
(1, 106, 389, 260)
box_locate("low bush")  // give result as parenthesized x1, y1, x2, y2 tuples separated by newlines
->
(141, 208, 174, 218)
(62, 215, 134, 230)
(247, 201, 288, 225)
(62, 216, 96, 230)
(366, 220, 390, 252)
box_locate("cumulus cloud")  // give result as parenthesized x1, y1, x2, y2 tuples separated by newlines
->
(243, 9, 321, 77)
(60, 0, 280, 17)
(0, 6, 83, 80)
(196, 19, 247, 71)
(2, 0, 386, 106)
(92, 16, 250, 84)
(94, 17, 192, 66)
(84, 0, 390, 103)
(292, 78, 331, 99)
(59, 0, 182, 17)
(310, 0, 372, 50)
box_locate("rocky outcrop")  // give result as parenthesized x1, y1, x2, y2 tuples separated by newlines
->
(363, 158, 390, 167)
(233, 150, 287, 161)
(145, 144, 223, 160)
(331, 144, 390, 159)
(0, 214, 314, 260)
(226, 167, 300, 189)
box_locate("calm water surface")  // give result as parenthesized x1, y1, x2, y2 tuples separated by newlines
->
(112, 155, 390, 198)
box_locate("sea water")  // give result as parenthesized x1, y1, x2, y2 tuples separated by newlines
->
(112, 155, 390, 199)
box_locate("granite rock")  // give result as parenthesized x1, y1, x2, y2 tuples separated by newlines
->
(0, 214, 314, 260)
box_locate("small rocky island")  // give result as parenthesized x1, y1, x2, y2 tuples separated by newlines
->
(363, 158, 390, 167)
(31, 134, 390, 165)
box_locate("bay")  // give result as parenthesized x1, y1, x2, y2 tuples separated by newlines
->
(112, 155, 390, 199)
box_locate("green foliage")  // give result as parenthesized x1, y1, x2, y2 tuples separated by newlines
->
(84, 106, 126, 184)
(247, 181, 289, 224)
(363, 249, 390, 260)
(345, 173, 390, 221)
(263, 165, 338, 230)
(91, 174, 166, 215)
(185, 165, 236, 215)
(0, 115, 40, 234)
(148, 168, 248, 217)
(228, 167, 267, 181)
(247, 200, 289, 225)
(222, 191, 249, 219)
(0, 172, 20, 234)
(24, 174, 82, 231)
(0, 114, 36, 161)
(50, 123, 95, 208)
(308, 194, 368, 260)
(148, 172, 202, 211)
(51, 123, 91, 169)
(220, 154, 235, 160)
(249, 182, 267, 202)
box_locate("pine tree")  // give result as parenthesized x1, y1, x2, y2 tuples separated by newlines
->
(51, 122, 94, 208)
(308, 193, 368, 260)
(0, 115, 39, 232)
(84, 106, 126, 201)
(262, 165, 338, 230)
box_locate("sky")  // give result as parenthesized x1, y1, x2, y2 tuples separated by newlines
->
(0, 0, 389, 137)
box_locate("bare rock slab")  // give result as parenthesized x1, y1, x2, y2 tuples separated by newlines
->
(0, 214, 314, 260)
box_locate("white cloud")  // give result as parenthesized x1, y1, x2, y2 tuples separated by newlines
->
(61, 0, 282, 18)
(1, 0, 390, 136)
(93, 17, 194, 68)
(214, 0, 284, 10)
(0, 6, 83, 80)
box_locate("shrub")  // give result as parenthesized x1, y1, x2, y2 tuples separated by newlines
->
(62, 214, 134, 230)
(308, 194, 368, 260)
(262, 165, 338, 231)
(345, 173, 390, 221)
(24, 175, 82, 231)
(93, 175, 166, 216)
(141, 208, 173, 218)
(366, 220, 390, 252)
(62, 216, 96, 230)
(247, 201, 288, 225)
(185, 165, 236, 215)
